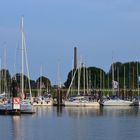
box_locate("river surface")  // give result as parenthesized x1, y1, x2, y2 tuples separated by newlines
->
(0, 106, 140, 140)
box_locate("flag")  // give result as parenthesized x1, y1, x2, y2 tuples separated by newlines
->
(41, 82, 45, 88)
(138, 76, 140, 86)
(112, 80, 118, 89)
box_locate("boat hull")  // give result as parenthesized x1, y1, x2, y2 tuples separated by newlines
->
(33, 102, 53, 106)
(0, 100, 35, 115)
(100, 99, 132, 106)
(64, 101, 100, 107)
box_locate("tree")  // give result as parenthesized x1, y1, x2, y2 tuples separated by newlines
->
(36, 76, 51, 92)
(14, 73, 31, 89)
(0, 69, 11, 93)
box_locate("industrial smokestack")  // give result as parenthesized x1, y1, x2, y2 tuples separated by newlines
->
(74, 47, 77, 69)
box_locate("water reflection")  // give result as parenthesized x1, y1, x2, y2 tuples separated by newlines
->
(34, 106, 53, 117)
(100, 106, 139, 117)
(56, 106, 63, 117)
(65, 107, 101, 118)
(63, 106, 140, 118)
(11, 116, 22, 140)
(0, 106, 140, 140)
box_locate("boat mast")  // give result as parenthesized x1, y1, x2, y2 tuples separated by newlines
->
(112, 52, 115, 96)
(21, 16, 24, 96)
(100, 69, 102, 92)
(107, 73, 109, 95)
(124, 65, 126, 98)
(78, 63, 81, 96)
(137, 62, 139, 99)
(83, 63, 85, 95)
(40, 65, 43, 96)
(4, 46, 7, 95)
(117, 67, 119, 96)
(88, 69, 92, 95)
(0, 58, 1, 94)
(94, 74, 96, 90)
(103, 71, 105, 91)
(132, 66, 134, 95)
(112, 62, 114, 95)
(66, 68, 78, 98)
(86, 67, 89, 94)
(71, 59, 74, 96)
(24, 35, 32, 99)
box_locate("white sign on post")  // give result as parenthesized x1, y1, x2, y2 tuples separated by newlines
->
(13, 97, 20, 109)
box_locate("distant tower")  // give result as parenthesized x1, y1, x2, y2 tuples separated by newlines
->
(74, 47, 77, 69)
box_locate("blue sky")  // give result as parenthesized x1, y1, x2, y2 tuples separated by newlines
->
(0, 0, 140, 84)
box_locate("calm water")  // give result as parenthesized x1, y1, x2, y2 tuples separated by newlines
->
(0, 106, 140, 140)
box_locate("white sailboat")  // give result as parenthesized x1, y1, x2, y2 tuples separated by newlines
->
(65, 63, 99, 107)
(33, 65, 53, 106)
(20, 16, 34, 112)
(101, 97, 133, 106)
(100, 63, 132, 106)
(0, 17, 34, 113)
(65, 96, 99, 107)
(33, 96, 53, 106)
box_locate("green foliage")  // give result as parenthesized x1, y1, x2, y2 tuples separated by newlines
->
(0, 70, 52, 97)
(64, 66, 106, 89)
(0, 69, 11, 93)
(14, 73, 31, 89)
(64, 61, 140, 90)
(1, 61, 140, 95)
(36, 76, 51, 89)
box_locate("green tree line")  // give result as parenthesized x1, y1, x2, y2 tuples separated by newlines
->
(0, 69, 51, 96)
(64, 61, 140, 90)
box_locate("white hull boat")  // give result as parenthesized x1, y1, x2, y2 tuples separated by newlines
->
(0, 99, 34, 113)
(100, 99, 132, 106)
(33, 97, 53, 106)
(64, 96, 100, 107)
(65, 101, 99, 107)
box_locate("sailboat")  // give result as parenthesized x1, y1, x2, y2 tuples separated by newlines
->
(33, 66, 53, 106)
(0, 17, 34, 113)
(100, 63, 133, 106)
(19, 16, 35, 112)
(65, 63, 99, 107)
